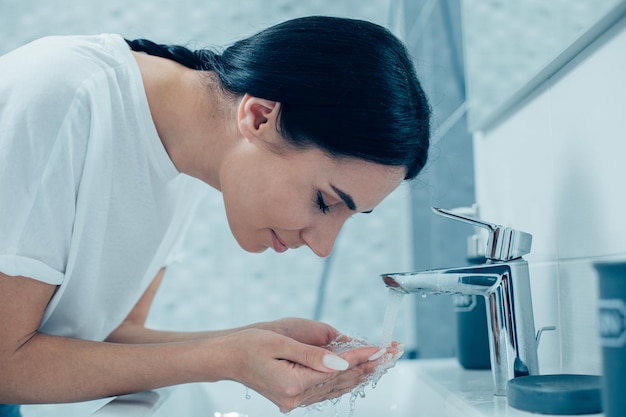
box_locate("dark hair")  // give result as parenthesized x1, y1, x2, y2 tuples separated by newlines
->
(126, 16, 430, 180)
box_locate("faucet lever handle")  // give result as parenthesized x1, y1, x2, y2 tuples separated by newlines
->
(433, 207, 532, 261)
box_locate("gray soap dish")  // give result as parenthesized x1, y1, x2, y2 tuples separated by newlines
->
(507, 374, 602, 415)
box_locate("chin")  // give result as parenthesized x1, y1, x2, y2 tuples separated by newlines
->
(236, 239, 268, 254)
(225, 222, 266, 253)
(249, 246, 268, 254)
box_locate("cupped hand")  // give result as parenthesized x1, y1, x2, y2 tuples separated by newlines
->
(253, 317, 346, 347)
(221, 328, 401, 413)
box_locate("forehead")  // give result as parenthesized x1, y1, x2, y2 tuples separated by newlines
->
(336, 158, 404, 190)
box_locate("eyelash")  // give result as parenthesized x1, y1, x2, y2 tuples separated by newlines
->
(316, 191, 330, 214)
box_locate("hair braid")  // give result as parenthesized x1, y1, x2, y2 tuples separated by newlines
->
(124, 38, 221, 72)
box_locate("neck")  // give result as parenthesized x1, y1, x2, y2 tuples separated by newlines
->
(132, 52, 238, 189)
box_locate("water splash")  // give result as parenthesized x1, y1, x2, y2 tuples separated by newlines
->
(299, 289, 406, 416)
(318, 333, 404, 417)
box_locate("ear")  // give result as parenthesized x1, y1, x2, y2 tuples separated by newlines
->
(237, 93, 280, 141)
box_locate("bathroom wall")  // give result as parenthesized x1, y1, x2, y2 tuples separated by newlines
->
(401, 0, 477, 359)
(470, 12, 626, 375)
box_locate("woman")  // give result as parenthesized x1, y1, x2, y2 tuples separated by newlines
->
(0, 16, 430, 415)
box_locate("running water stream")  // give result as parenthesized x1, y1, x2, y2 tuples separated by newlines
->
(379, 289, 405, 348)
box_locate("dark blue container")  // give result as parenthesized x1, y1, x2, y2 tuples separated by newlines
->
(454, 255, 490, 370)
(594, 260, 626, 417)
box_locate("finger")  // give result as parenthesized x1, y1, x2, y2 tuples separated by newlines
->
(299, 365, 375, 407)
(321, 353, 350, 371)
(278, 338, 350, 372)
(338, 346, 382, 366)
(282, 319, 341, 346)
(300, 384, 354, 408)
(297, 344, 406, 408)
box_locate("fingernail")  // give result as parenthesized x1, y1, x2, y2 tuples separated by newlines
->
(323, 354, 349, 371)
(368, 348, 387, 361)
(394, 345, 405, 359)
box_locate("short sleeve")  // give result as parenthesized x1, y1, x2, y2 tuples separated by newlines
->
(0, 37, 90, 284)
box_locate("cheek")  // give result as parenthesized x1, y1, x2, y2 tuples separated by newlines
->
(262, 186, 311, 230)
(220, 170, 261, 238)
(220, 154, 315, 232)
(221, 170, 283, 228)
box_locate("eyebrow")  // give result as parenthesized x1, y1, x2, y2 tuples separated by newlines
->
(330, 184, 356, 211)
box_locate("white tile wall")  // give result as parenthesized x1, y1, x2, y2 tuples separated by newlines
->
(528, 262, 560, 374)
(472, 16, 626, 375)
(473, 79, 559, 264)
(557, 259, 602, 374)
(550, 19, 626, 261)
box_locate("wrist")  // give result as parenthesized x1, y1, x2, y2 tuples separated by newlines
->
(178, 336, 235, 383)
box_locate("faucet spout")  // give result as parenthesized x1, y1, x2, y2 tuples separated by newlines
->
(382, 266, 501, 295)
(382, 260, 539, 396)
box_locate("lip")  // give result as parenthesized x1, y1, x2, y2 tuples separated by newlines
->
(271, 230, 289, 253)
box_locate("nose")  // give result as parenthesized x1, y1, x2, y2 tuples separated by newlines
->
(300, 216, 346, 258)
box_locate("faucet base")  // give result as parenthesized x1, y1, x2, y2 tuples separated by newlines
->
(382, 259, 539, 396)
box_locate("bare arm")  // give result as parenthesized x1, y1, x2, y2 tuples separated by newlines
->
(0, 271, 226, 404)
(105, 268, 248, 344)
(0, 271, 387, 411)
(104, 268, 202, 343)
(105, 269, 340, 345)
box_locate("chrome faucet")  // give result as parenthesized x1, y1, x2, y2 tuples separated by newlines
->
(382, 207, 538, 396)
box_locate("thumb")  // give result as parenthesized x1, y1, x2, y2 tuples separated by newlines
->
(305, 345, 383, 372)
(283, 341, 350, 372)
(320, 352, 350, 372)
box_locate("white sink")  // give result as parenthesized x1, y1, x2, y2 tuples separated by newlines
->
(155, 359, 606, 417)
(154, 361, 424, 417)
(150, 359, 604, 417)
(22, 359, 605, 417)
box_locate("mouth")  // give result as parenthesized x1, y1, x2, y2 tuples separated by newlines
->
(271, 230, 289, 253)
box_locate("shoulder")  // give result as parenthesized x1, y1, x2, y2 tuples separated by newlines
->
(1, 34, 135, 107)
(1, 34, 132, 76)
(0, 34, 141, 136)
(0, 34, 144, 183)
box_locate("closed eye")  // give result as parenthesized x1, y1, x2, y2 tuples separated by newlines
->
(316, 191, 330, 214)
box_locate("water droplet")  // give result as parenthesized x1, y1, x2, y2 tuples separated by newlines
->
(244, 387, 251, 400)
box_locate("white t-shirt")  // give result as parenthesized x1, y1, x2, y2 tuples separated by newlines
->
(0, 34, 208, 341)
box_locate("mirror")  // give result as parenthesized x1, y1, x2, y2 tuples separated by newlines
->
(462, 0, 625, 131)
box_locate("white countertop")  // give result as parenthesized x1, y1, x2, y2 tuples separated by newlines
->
(402, 359, 604, 417)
